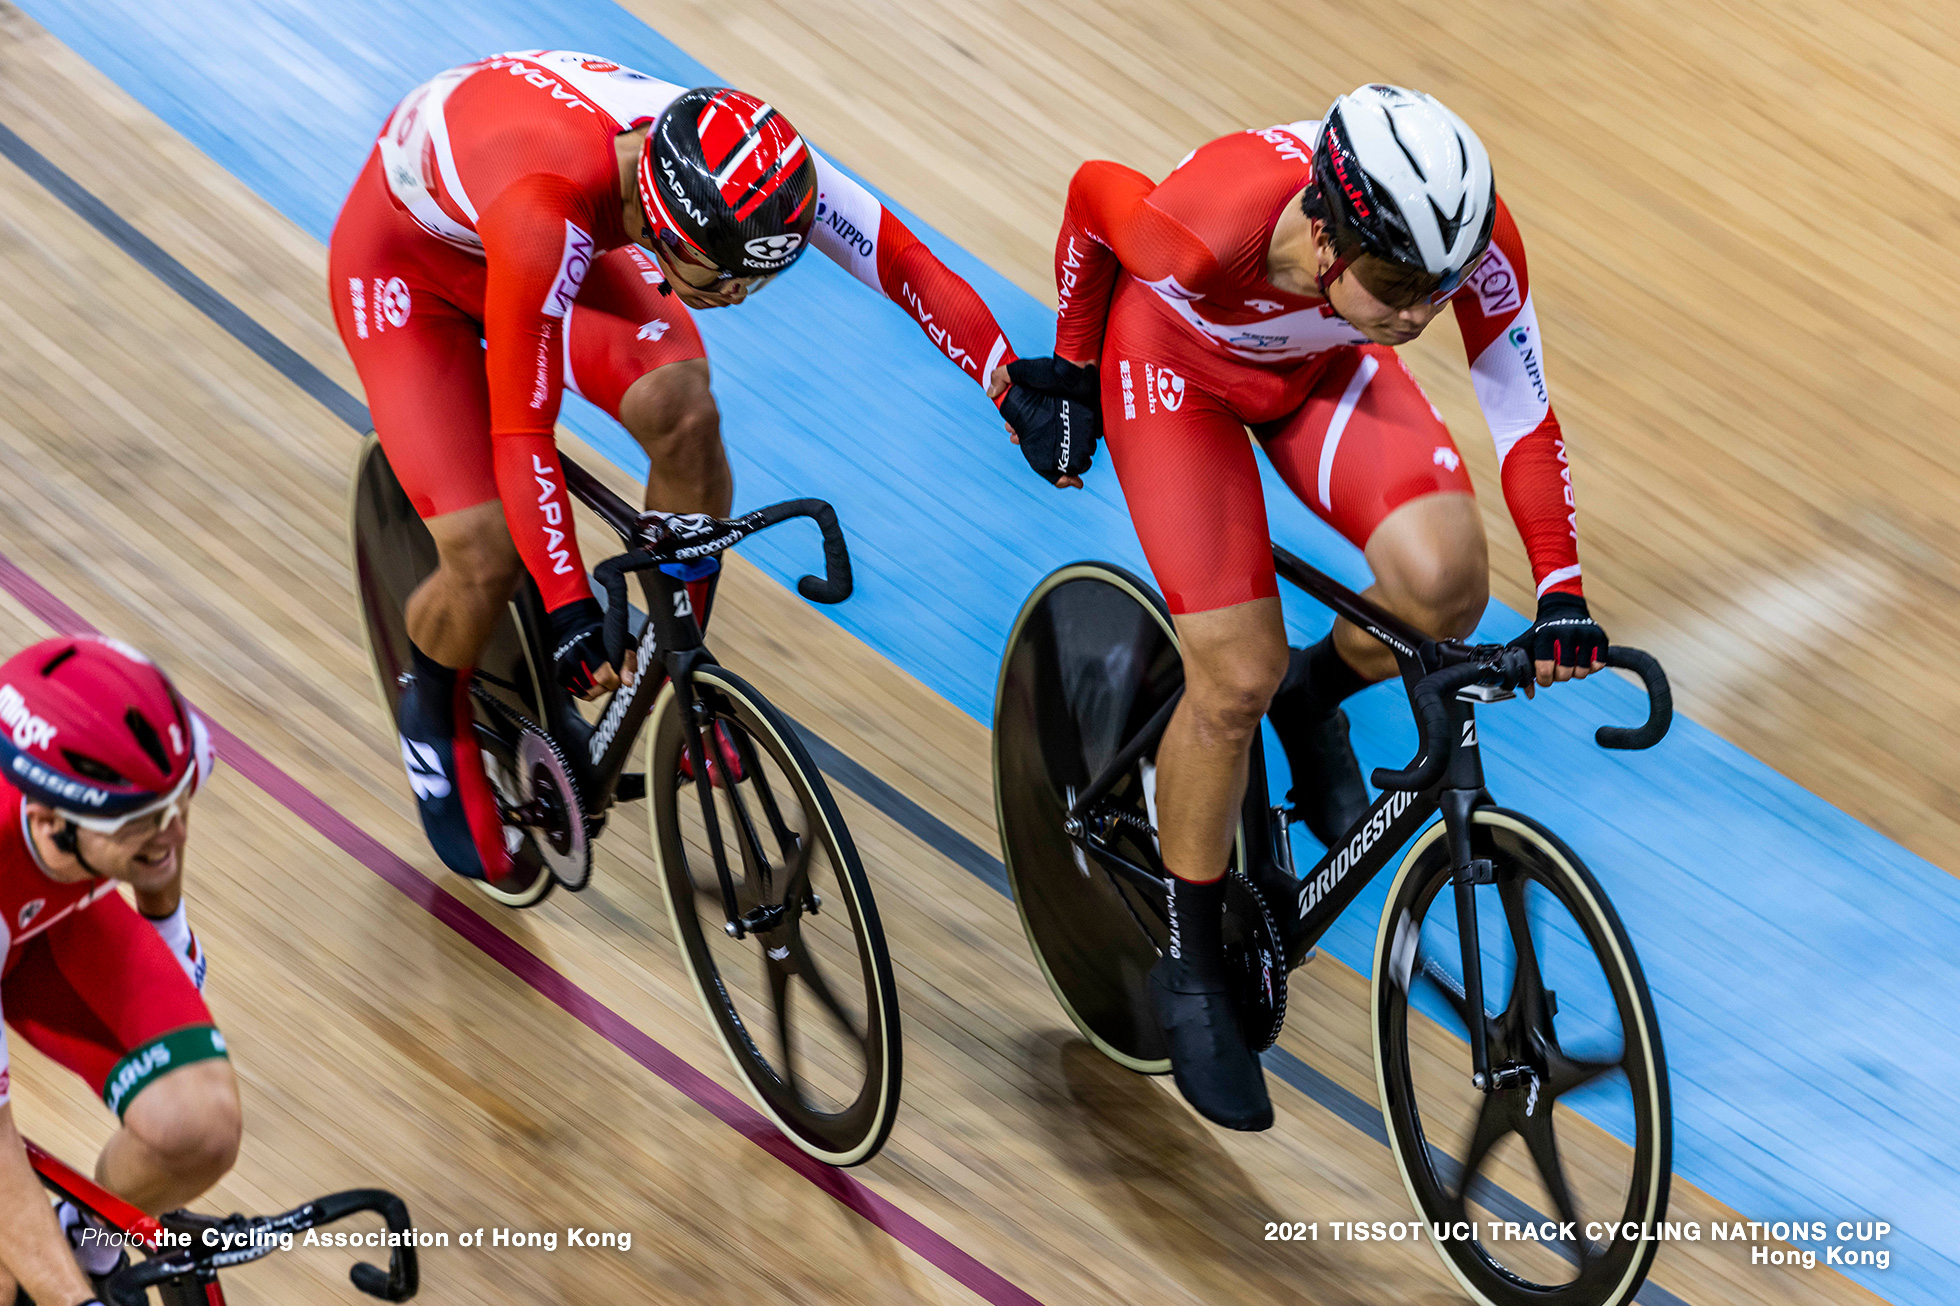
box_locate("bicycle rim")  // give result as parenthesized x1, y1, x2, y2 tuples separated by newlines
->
(1372, 808, 1671, 1306)
(648, 668, 900, 1165)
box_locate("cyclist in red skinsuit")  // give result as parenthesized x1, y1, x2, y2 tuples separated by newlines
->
(992, 86, 1606, 1130)
(0, 637, 237, 1305)
(330, 51, 1020, 884)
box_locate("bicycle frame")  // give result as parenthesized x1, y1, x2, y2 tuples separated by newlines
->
(552, 457, 850, 938)
(1062, 545, 1513, 1084)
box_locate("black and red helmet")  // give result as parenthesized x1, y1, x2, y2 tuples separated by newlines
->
(637, 87, 819, 279)
(0, 636, 201, 829)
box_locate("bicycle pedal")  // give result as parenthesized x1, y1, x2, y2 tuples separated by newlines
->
(613, 772, 647, 802)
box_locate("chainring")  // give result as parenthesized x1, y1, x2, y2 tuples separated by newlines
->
(1222, 868, 1288, 1051)
(516, 729, 591, 890)
(472, 684, 591, 891)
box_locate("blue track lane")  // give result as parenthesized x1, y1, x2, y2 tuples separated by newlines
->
(15, 2, 1956, 1301)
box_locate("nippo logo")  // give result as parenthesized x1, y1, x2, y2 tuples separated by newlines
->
(0, 684, 55, 751)
(743, 233, 803, 264)
(1154, 367, 1186, 413)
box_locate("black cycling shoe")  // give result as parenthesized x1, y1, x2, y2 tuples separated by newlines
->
(1149, 956, 1273, 1131)
(1270, 705, 1371, 848)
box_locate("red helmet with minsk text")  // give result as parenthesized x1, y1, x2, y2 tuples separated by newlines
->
(1308, 84, 1496, 301)
(638, 87, 819, 280)
(0, 636, 201, 831)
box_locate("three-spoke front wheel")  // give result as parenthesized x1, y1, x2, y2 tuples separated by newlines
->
(1372, 808, 1670, 1306)
(648, 668, 901, 1166)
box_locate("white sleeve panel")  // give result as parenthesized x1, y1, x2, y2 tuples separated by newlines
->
(809, 150, 888, 298)
(1466, 291, 1553, 465)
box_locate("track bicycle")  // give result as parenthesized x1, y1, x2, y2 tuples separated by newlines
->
(349, 435, 902, 1166)
(26, 1137, 416, 1304)
(993, 550, 1674, 1306)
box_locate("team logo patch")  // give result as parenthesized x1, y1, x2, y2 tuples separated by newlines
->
(0, 684, 55, 750)
(378, 277, 412, 329)
(540, 222, 594, 319)
(1154, 367, 1186, 413)
(18, 899, 44, 930)
(400, 739, 450, 800)
(580, 60, 619, 72)
(637, 320, 671, 342)
(1469, 245, 1521, 316)
(743, 233, 803, 263)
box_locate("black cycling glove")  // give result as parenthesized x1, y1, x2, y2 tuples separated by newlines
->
(1509, 592, 1608, 670)
(999, 356, 1100, 486)
(549, 597, 611, 697)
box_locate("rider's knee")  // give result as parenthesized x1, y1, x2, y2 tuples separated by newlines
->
(1375, 501, 1489, 638)
(125, 1062, 242, 1191)
(441, 518, 523, 598)
(620, 362, 721, 461)
(1184, 641, 1290, 737)
(1402, 550, 1488, 637)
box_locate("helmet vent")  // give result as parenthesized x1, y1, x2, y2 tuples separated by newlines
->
(38, 646, 79, 677)
(125, 709, 169, 774)
(1382, 112, 1427, 182)
(62, 750, 125, 785)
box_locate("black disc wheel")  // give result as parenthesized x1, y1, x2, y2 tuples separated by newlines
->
(993, 562, 1264, 1072)
(1372, 808, 1671, 1306)
(648, 667, 900, 1166)
(348, 432, 556, 908)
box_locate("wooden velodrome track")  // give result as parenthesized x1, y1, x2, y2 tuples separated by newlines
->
(0, 0, 1943, 1301)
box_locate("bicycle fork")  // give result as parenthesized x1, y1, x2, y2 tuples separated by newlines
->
(1435, 697, 1506, 1093)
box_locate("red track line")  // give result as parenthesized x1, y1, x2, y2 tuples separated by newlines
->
(0, 547, 1044, 1306)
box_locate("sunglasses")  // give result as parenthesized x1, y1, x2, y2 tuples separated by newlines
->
(1320, 247, 1490, 310)
(655, 231, 775, 297)
(60, 765, 196, 838)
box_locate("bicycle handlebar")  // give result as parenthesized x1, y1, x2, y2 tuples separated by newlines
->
(1594, 646, 1672, 749)
(103, 1189, 418, 1305)
(1369, 644, 1672, 792)
(593, 498, 853, 671)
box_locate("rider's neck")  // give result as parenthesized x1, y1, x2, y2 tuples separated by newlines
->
(616, 125, 650, 245)
(1264, 191, 1328, 301)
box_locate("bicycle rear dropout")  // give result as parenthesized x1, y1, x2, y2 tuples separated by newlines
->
(993, 551, 1674, 1306)
(350, 436, 902, 1166)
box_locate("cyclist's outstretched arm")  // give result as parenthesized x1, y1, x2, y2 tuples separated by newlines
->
(0, 1103, 94, 1305)
(477, 175, 604, 615)
(807, 151, 1020, 397)
(1450, 195, 1584, 603)
(1051, 159, 1222, 365)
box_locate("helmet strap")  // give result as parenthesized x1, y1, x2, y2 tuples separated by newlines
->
(51, 819, 108, 880)
(1317, 250, 1360, 303)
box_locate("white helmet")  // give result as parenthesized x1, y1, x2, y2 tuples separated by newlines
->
(1309, 84, 1496, 296)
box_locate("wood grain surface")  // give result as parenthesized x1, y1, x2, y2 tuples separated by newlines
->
(0, 1, 1916, 1303)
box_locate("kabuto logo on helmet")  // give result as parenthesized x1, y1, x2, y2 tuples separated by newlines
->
(743, 233, 802, 264)
(644, 87, 819, 278)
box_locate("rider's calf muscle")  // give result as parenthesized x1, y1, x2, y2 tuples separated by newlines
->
(405, 500, 524, 667)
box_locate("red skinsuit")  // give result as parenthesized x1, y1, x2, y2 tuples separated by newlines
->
(1052, 123, 1580, 614)
(330, 51, 1017, 611)
(0, 748, 216, 1107)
